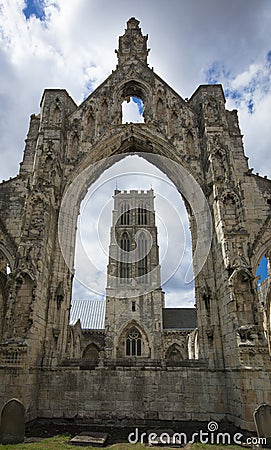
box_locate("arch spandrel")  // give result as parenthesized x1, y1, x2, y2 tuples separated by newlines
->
(63, 126, 204, 197)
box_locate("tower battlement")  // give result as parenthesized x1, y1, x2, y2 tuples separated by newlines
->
(114, 188, 154, 196)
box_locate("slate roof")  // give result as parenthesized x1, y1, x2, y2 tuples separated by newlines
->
(70, 299, 105, 330)
(70, 300, 196, 331)
(162, 308, 197, 330)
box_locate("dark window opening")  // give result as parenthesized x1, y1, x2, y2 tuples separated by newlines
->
(138, 205, 147, 225)
(120, 232, 131, 252)
(120, 262, 130, 283)
(126, 328, 142, 356)
(120, 203, 130, 225)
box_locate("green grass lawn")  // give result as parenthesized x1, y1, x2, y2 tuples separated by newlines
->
(0, 435, 247, 449)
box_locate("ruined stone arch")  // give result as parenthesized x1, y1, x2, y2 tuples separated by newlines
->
(58, 142, 204, 318)
(58, 130, 208, 324)
(64, 126, 201, 189)
(1, 18, 271, 430)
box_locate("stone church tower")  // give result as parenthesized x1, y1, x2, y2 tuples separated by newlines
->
(105, 188, 165, 361)
(0, 18, 271, 431)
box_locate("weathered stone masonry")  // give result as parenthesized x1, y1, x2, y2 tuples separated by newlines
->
(0, 18, 271, 430)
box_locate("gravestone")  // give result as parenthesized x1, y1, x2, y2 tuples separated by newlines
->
(254, 403, 271, 448)
(0, 398, 25, 444)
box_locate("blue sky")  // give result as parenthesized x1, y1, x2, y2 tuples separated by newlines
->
(23, 0, 45, 20)
(257, 256, 268, 285)
(0, 0, 270, 303)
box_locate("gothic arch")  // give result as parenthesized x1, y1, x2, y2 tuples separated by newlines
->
(168, 111, 179, 137)
(49, 100, 62, 125)
(120, 202, 131, 225)
(58, 129, 210, 324)
(64, 126, 202, 188)
(114, 79, 151, 121)
(156, 97, 165, 120)
(165, 343, 184, 363)
(82, 342, 100, 365)
(0, 244, 15, 272)
(86, 110, 95, 130)
(120, 232, 131, 250)
(185, 129, 195, 154)
(116, 320, 150, 358)
(251, 216, 271, 275)
(188, 328, 199, 359)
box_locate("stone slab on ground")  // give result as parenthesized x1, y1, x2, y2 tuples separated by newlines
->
(70, 431, 109, 447)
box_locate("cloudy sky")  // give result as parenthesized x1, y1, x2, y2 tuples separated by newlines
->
(1, 0, 270, 307)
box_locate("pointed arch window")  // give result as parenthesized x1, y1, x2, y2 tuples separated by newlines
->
(120, 232, 131, 252)
(126, 327, 142, 356)
(165, 343, 183, 363)
(120, 232, 131, 283)
(120, 203, 130, 225)
(137, 232, 148, 283)
(137, 203, 147, 225)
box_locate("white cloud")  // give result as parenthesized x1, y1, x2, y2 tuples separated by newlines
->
(231, 63, 261, 89)
(205, 52, 271, 177)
